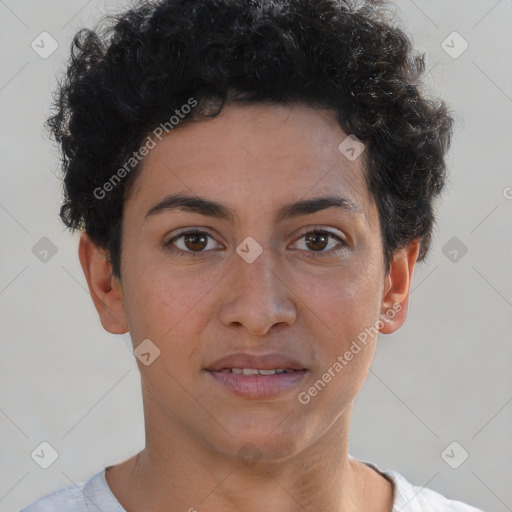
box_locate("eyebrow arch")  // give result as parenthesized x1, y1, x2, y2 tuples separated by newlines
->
(144, 192, 362, 223)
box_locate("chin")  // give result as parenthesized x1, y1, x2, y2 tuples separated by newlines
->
(212, 415, 309, 464)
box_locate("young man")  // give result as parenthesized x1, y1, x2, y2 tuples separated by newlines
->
(20, 0, 484, 510)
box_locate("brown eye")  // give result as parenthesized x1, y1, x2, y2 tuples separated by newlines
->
(304, 231, 330, 251)
(165, 230, 223, 257)
(183, 232, 208, 251)
(293, 229, 348, 257)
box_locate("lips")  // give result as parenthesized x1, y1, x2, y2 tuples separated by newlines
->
(205, 352, 308, 399)
(205, 353, 307, 372)
(218, 368, 296, 375)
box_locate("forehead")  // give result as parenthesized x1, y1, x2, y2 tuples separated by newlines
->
(125, 102, 375, 226)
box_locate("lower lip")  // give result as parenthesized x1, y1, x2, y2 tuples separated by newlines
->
(206, 370, 308, 399)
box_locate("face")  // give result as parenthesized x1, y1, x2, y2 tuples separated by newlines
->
(81, 102, 417, 463)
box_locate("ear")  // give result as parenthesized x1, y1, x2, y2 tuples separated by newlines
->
(78, 232, 129, 335)
(378, 239, 420, 334)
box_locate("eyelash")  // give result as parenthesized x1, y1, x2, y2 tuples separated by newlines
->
(164, 228, 348, 259)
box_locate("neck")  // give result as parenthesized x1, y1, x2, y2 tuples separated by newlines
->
(107, 396, 393, 512)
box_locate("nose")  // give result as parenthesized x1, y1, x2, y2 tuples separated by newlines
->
(218, 245, 298, 336)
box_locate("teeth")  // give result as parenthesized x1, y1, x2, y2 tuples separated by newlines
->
(258, 369, 279, 375)
(225, 368, 290, 375)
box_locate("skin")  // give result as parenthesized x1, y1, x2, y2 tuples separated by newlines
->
(79, 102, 420, 512)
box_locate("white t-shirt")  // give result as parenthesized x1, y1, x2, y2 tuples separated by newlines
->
(18, 460, 485, 512)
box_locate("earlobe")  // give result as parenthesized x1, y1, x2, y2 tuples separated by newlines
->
(378, 239, 420, 335)
(78, 233, 129, 335)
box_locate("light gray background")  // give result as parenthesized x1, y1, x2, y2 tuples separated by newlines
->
(1, 1, 511, 511)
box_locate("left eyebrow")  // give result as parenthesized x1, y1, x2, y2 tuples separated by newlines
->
(144, 193, 363, 223)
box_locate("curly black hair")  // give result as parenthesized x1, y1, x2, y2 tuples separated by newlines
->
(47, 0, 453, 281)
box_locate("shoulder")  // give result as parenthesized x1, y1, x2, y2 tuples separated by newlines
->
(18, 483, 87, 512)
(385, 469, 485, 512)
(17, 468, 124, 512)
(355, 458, 485, 512)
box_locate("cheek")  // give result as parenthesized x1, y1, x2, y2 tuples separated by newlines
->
(294, 261, 383, 351)
(121, 258, 219, 362)
(296, 268, 382, 416)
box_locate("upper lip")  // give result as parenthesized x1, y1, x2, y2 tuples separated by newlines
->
(206, 352, 307, 371)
